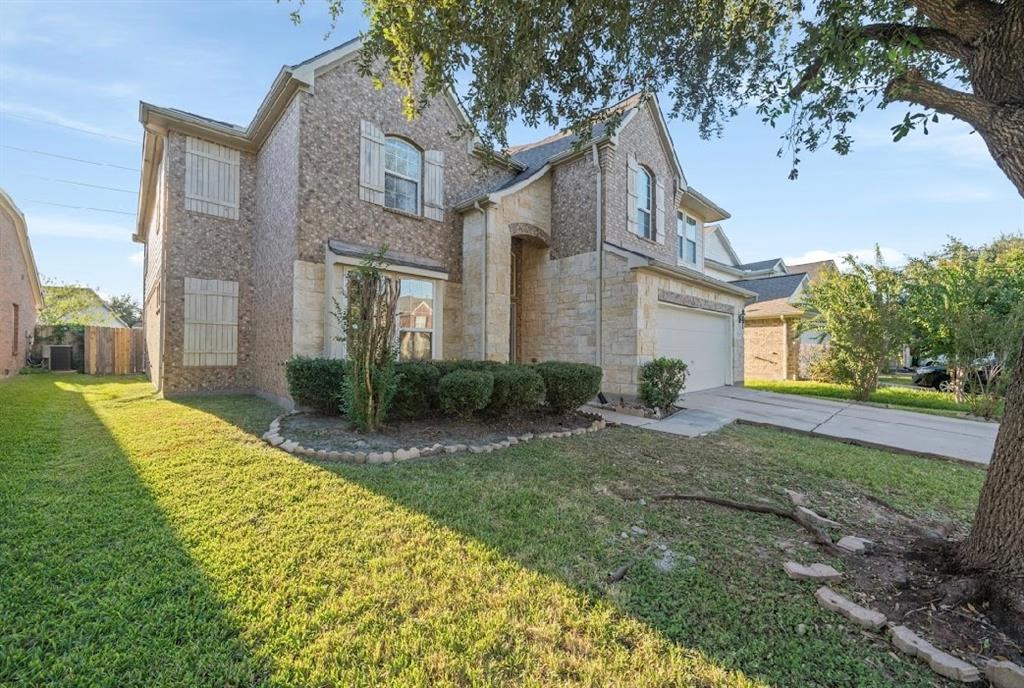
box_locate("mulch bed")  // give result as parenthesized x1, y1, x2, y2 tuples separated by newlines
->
(279, 410, 596, 452)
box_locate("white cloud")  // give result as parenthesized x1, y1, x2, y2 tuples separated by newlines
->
(853, 119, 992, 168)
(0, 103, 137, 143)
(128, 250, 144, 265)
(0, 63, 139, 99)
(26, 214, 133, 242)
(785, 247, 907, 268)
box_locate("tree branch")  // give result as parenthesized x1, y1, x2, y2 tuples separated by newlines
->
(860, 23, 974, 62)
(789, 23, 971, 99)
(885, 69, 996, 127)
(907, 0, 1004, 43)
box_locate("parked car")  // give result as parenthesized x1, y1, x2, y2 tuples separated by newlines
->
(912, 364, 951, 391)
(912, 359, 1001, 393)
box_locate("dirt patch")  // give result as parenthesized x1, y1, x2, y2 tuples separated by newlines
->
(279, 410, 596, 452)
(836, 502, 1024, 669)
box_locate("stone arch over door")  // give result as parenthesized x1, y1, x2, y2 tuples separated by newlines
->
(509, 222, 550, 248)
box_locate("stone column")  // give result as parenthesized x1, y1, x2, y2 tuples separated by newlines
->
(461, 204, 510, 362)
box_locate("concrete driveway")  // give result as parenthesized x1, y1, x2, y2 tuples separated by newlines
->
(680, 386, 998, 465)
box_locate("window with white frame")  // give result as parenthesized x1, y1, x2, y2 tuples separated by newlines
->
(384, 137, 421, 214)
(678, 213, 698, 263)
(636, 166, 654, 240)
(397, 278, 435, 360)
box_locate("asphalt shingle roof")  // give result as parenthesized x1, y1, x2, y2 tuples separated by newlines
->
(736, 258, 782, 271)
(730, 273, 806, 302)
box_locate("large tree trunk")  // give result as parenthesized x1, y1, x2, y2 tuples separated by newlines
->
(960, 331, 1024, 580)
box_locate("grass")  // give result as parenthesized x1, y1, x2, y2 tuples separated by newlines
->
(0, 374, 986, 687)
(743, 378, 1002, 418)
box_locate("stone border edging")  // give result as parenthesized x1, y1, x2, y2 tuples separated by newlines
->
(261, 412, 608, 464)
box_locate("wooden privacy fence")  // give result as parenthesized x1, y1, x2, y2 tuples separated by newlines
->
(84, 326, 144, 375)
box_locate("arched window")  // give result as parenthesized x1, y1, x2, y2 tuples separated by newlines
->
(636, 166, 654, 240)
(384, 137, 421, 214)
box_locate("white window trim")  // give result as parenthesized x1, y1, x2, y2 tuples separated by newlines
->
(384, 137, 422, 215)
(678, 212, 699, 265)
(636, 167, 654, 240)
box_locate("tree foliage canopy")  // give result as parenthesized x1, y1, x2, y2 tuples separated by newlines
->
(293, 0, 1024, 194)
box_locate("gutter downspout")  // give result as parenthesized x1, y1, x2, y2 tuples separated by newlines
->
(474, 201, 488, 360)
(592, 143, 603, 371)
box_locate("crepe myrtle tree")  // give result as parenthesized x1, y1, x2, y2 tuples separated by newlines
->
(289, 0, 1024, 594)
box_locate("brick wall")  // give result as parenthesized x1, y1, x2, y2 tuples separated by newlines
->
(0, 207, 38, 378)
(160, 132, 257, 394)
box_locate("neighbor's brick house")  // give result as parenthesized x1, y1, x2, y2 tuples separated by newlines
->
(0, 188, 43, 379)
(135, 39, 756, 406)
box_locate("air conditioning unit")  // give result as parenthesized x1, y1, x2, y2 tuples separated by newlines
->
(48, 345, 73, 371)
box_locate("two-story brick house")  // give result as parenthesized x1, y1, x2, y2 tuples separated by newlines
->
(135, 39, 755, 406)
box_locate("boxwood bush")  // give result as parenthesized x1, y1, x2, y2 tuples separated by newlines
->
(638, 357, 688, 409)
(486, 365, 546, 416)
(430, 359, 503, 378)
(391, 361, 441, 419)
(284, 356, 347, 414)
(535, 361, 603, 413)
(439, 369, 494, 419)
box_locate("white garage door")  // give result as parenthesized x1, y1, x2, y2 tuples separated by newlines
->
(655, 303, 732, 392)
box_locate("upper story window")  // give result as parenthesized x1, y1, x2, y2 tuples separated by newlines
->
(384, 137, 421, 214)
(678, 213, 698, 263)
(636, 166, 654, 240)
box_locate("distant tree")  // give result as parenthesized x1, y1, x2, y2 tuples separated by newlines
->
(107, 294, 142, 328)
(799, 250, 908, 400)
(905, 236, 1024, 415)
(38, 283, 105, 327)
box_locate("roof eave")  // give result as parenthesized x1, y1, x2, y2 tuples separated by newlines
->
(0, 188, 44, 310)
(682, 187, 730, 222)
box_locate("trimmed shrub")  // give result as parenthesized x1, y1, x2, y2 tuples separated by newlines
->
(285, 357, 347, 414)
(638, 357, 688, 409)
(391, 361, 441, 419)
(486, 365, 546, 416)
(439, 370, 494, 419)
(430, 359, 502, 378)
(535, 361, 602, 413)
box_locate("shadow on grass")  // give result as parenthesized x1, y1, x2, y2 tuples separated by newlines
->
(0, 376, 265, 686)
(177, 392, 950, 688)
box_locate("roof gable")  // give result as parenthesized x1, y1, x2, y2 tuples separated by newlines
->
(0, 188, 43, 310)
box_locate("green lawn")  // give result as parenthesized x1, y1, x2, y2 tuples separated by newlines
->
(0, 375, 985, 687)
(743, 378, 1001, 418)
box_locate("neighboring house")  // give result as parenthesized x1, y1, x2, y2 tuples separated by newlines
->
(732, 258, 837, 380)
(702, 224, 788, 282)
(0, 188, 44, 378)
(134, 38, 756, 406)
(42, 286, 130, 329)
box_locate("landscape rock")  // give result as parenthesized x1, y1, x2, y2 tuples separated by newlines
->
(796, 506, 842, 529)
(814, 587, 887, 630)
(281, 440, 299, 453)
(630, 525, 648, 536)
(445, 444, 467, 454)
(654, 548, 677, 572)
(836, 536, 874, 554)
(394, 448, 419, 461)
(519, 433, 534, 441)
(784, 489, 808, 506)
(987, 660, 1024, 688)
(783, 561, 842, 583)
(928, 652, 981, 682)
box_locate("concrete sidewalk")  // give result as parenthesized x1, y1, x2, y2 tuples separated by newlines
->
(585, 406, 735, 438)
(680, 386, 998, 465)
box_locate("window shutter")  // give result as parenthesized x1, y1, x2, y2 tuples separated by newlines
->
(626, 153, 638, 236)
(185, 137, 240, 220)
(423, 149, 445, 221)
(654, 178, 665, 243)
(359, 120, 385, 205)
(183, 277, 238, 367)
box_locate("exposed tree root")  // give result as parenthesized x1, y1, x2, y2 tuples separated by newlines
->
(651, 493, 842, 554)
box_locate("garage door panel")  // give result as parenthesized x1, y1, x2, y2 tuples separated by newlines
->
(655, 304, 731, 393)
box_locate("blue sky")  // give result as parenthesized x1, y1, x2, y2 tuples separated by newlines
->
(1, 0, 1021, 303)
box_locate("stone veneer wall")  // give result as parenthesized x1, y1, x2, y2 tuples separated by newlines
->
(160, 132, 257, 393)
(518, 249, 599, 365)
(0, 207, 38, 378)
(253, 98, 302, 400)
